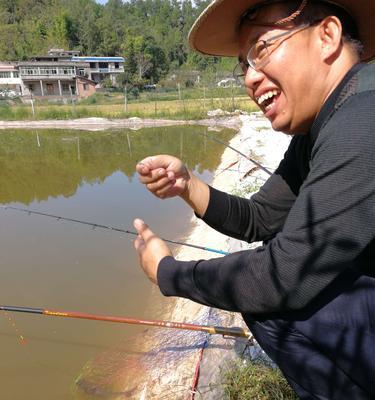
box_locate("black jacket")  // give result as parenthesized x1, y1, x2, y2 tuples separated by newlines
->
(158, 63, 375, 316)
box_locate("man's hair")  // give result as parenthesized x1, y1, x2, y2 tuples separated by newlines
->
(242, 0, 364, 56)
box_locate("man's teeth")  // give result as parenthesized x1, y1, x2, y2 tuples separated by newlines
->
(257, 90, 279, 106)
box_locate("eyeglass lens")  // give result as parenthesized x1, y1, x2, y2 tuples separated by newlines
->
(248, 40, 270, 69)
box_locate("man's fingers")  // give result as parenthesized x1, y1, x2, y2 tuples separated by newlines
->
(138, 167, 169, 184)
(136, 156, 175, 174)
(133, 234, 145, 252)
(136, 162, 149, 175)
(133, 218, 156, 242)
(146, 176, 176, 192)
(155, 181, 177, 198)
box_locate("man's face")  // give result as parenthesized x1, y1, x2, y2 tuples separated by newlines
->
(239, 4, 324, 134)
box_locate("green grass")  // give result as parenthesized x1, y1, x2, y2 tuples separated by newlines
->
(222, 359, 298, 400)
(0, 94, 259, 121)
(231, 182, 262, 197)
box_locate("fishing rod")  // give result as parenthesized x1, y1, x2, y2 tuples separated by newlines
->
(0, 305, 251, 339)
(0, 206, 229, 256)
(204, 133, 273, 176)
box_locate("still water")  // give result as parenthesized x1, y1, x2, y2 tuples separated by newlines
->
(0, 125, 236, 399)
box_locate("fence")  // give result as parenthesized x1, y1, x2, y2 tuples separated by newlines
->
(0, 83, 258, 121)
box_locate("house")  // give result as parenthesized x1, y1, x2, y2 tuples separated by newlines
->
(71, 56, 125, 85)
(17, 49, 98, 99)
(0, 62, 23, 96)
(18, 60, 95, 99)
(0, 49, 124, 101)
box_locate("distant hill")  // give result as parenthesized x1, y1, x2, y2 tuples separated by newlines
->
(0, 0, 235, 83)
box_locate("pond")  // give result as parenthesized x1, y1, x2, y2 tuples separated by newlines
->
(0, 125, 236, 399)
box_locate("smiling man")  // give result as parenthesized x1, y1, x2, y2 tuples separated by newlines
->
(133, 1, 375, 398)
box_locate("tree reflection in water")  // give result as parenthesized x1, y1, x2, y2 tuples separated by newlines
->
(0, 126, 236, 205)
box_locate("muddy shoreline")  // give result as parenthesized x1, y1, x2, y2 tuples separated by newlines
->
(0, 115, 243, 131)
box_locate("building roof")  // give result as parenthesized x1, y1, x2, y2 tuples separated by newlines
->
(71, 56, 125, 62)
(31, 56, 72, 61)
(18, 61, 89, 67)
(76, 75, 97, 85)
(48, 49, 80, 56)
(0, 62, 17, 70)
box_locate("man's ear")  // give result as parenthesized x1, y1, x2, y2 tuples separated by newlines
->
(318, 16, 343, 62)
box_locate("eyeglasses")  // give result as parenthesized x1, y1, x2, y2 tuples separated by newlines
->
(233, 23, 311, 85)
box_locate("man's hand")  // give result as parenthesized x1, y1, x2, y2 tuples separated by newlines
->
(133, 218, 172, 284)
(136, 155, 190, 199)
(136, 154, 210, 217)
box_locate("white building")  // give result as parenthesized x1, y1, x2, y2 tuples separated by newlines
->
(0, 62, 23, 96)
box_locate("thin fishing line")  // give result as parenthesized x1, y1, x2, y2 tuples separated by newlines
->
(0, 206, 229, 256)
(203, 133, 273, 176)
(2, 310, 27, 345)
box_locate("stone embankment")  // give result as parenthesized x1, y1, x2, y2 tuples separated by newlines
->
(137, 112, 290, 399)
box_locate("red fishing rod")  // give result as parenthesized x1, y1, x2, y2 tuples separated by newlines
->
(0, 305, 251, 339)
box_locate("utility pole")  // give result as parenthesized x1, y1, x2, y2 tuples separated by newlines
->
(177, 82, 181, 101)
(69, 86, 76, 116)
(124, 84, 128, 113)
(30, 91, 35, 117)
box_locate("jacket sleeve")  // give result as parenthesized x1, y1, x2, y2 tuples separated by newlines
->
(158, 92, 375, 314)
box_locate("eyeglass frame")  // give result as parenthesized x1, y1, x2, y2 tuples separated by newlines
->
(233, 22, 319, 84)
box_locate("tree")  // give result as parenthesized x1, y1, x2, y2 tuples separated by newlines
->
(49, 11, 74, 49)
(0, 0, 233, 78)
(122, 35, 167, 83)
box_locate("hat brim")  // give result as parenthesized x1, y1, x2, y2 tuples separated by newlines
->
(188, 0, 375, 61)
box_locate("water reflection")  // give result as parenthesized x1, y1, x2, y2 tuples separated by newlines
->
(0, 126, 235, 205)
(0, 125, 236, 400)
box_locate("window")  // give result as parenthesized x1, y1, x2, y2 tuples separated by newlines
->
(59, 67, 74, 75)
(62, 83, 69, 92)
(22, 68, 39, 75)
(46, 83, 54, 95)
(115, 62, 119, 69)
(0, 72, 11, 78)
(83, 84, 88, 91)
(40, 67, 57, 75)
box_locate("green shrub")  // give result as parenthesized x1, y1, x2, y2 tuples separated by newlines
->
(81, 94, 98, 105)
(0, 103, 12, 118)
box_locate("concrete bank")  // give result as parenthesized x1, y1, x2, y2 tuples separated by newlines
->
(194, 113, 290, 399)
(137, 113, 290, 399)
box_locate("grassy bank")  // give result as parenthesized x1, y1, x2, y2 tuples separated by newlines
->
(0, 88, 258, 121)
(223, 359, 298, 400)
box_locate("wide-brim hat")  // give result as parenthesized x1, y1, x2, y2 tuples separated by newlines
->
(188, 0, 375, 61)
